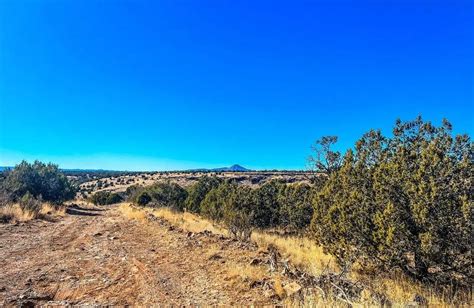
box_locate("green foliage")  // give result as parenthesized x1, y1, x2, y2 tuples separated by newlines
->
(310, 117, 473, 285)
(184, 176, 222, 213)
(200, 181, 235, 220)
(278, 183, 314, 231)
(134, 182, 188, 211)
(19, 191, 42, 214)
(90, 191, 123, 205)
(2, 160, 76, 204)
(223, 185, 254, 241)
(136, 191, 152, 206)
(250, 180, 284, 228)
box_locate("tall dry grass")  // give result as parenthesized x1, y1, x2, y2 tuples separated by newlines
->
(147, 207, 228, 236)
(118, 203, 147, 221)
(0, 203, 65, 223)
(251, 231, 338, 275)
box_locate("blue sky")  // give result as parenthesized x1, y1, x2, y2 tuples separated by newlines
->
(0, 0, 473, 171)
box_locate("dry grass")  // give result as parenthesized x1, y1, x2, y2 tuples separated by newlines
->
(40, 203, 66, 216)
(147, 207, 228, 236)
(251, 231, 338, 275)
(118, 204, 227, 236)
(118, 203, 147, 221)
(226, 261, 268, 283)
(0, 203, 66, 223)
(355, 271, 472, 306)
(0, 204, 36, 222)
(273, 276, 286, 299)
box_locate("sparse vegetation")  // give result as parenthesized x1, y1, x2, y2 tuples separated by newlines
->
(1, 117, 471, 305)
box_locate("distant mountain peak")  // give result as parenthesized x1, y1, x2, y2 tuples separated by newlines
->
(227, 164, 248, 171)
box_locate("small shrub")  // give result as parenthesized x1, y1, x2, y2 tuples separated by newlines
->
(136, 191, 152, 206)
(19, 192, 42, 215)
(90, 191, 123, 205)
(2, 160, 76, 204)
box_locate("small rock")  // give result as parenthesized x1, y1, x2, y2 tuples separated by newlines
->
(283, 282, 302, 297)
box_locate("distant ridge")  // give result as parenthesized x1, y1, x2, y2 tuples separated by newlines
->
(186, 164, 251, 172)
(0, 165, 252, 173)
(212, 164, 250, 172)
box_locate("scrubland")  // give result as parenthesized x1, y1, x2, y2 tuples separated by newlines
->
(1, 117, 472, 306)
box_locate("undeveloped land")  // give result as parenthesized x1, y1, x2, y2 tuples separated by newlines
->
(0, 204, 288, 306)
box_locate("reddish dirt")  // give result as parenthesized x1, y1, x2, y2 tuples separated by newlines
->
(0, 205, 279, 306)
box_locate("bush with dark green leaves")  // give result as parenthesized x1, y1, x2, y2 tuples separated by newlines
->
(184, 176, 222, 213)
(250, 180, 284, 228)
(278, 183, 314, 231)
(200, 181, 235, 221)
(310, 117, 473, 285)
(200, 181, 254, 240)
(136, 191, 152, 206)
(133, 182, 188, 211)
(1, 160, 76, 204)
(90, 191, 123, 205)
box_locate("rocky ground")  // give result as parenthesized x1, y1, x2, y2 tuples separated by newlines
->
(0, 204, 286, 306)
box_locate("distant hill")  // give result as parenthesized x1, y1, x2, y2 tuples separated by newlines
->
(186, 164, 251, 172)
(212, 164, 250, 172)
(0, 165, 252, 173)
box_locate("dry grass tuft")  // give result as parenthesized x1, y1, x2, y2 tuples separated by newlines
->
(40, 203, 66, 216)
(251, 231, 337, 275)
(0, 203, 66, 223)
(226, 262, 268, 283)
(0, 204, 36, 222)
(147, 207, 228, 236)
(273, 276, 286, 299)
(118, 203, 147, 221)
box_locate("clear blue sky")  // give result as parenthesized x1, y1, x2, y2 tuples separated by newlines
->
(0, 0, 473, 171)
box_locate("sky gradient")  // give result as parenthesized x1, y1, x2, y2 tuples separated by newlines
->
(0, 0, 473, 171)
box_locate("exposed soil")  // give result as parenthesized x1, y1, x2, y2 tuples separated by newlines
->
(0, 205, 280, 306)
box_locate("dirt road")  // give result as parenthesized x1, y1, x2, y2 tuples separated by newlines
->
(0, 205, 277, 306)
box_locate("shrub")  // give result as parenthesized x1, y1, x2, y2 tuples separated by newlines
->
(2, 160, 76, 204)
(310, 117, 473, 285)
(200, 181, 236, 221)
(184, 176, 222, 213)
(136, 191, 152, 206)
(278, 183, 313, 231)
(90, 191, 123, 205)
(223, 185, 254, 240)
(250, 180, 284, 228)
(19, 191, 42, 215)
(134, 182, 188, 211)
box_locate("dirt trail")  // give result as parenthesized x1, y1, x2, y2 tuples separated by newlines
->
(0, 205, 277, 306)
